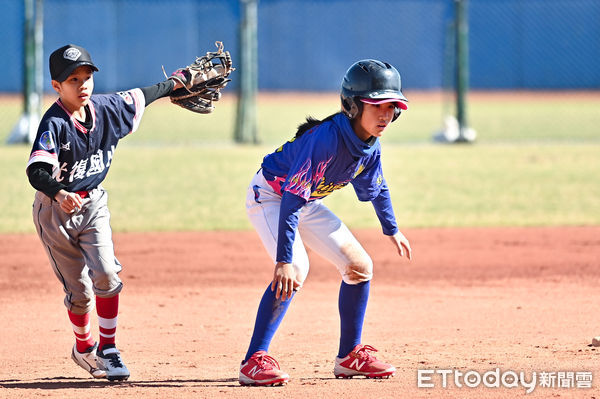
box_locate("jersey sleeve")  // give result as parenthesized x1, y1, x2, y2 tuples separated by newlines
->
(26, 119, 61, 173)
(351, 146, 399, 235)
(104, 88, 146, 138)
(350, 145, 385, 202)
(276, 191, 307, 263)
(371, 188, 399, 236)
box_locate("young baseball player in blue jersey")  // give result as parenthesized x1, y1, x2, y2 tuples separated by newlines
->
(239, 59, 412, 386)
(26, 44, 187, 381)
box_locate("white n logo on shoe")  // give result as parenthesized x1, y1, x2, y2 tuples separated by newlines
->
(349, 358, 366, 370)
(249, 365, 262, 377)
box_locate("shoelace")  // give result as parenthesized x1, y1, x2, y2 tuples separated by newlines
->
(254, 353, 280, 370)
(354, 344, 379, 361)
(105, 353, 124, 368)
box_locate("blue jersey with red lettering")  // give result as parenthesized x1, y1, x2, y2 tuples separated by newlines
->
(260, 112, 399, 263)
(26, 89, 145, 192)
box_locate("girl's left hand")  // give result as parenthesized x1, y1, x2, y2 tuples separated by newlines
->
(389, 231, 412, 260)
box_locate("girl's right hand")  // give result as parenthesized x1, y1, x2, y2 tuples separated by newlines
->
(271, 262, 302, 300)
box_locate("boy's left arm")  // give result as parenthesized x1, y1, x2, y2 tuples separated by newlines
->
(139, 79, 178, 107)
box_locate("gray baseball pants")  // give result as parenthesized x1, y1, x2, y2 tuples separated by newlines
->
(32, 186, 123, 314)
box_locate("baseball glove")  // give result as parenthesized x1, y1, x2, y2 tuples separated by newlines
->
(166, 41, 234, 114)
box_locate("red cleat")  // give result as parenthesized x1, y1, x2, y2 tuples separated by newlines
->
(239, 351, 290, 386)
(334, 344, 396, 379)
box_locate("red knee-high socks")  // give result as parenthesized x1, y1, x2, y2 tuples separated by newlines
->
(68, 310, 96, 353)
(96, 294, 119, 350)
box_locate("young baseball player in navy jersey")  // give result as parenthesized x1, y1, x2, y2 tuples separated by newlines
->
(239, 59, 412, 386)
(26, 44, 186, 381)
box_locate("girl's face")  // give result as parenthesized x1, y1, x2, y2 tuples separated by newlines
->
(352, 102, 396, 141)
(52, 66, 94, 114)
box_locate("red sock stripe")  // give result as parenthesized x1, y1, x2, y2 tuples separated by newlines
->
(74, 331, 90, 340)
(99, 327, 117, 336)
(96, 295, 119, 318)
(68, 310, 90, 326)
(96, 295, 119, 349)
(99, 327, 116, 348)
(67, 310, 95, 352)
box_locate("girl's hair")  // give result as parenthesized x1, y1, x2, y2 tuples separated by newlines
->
(294, 112, 341, 138)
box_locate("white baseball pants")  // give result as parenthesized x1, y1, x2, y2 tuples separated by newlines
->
(246, 171, 373, 285)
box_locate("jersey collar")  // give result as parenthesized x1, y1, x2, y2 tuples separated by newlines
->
(334, 113, 379, 158)
(56, 98, 97, 134)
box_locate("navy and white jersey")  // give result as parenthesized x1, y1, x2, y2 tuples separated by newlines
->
(260, 112, 399, 263)
(27, 89, 145, 192)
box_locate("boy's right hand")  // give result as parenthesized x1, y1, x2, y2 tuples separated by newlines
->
(55, 189, 83, 214)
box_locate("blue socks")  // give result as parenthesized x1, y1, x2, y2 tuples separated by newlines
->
(338, 280, 370, 358)
(243, 280, 370, 361)
(244, 285, 295, 362)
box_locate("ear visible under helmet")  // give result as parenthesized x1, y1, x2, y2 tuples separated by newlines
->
(340, 59, 407, 122)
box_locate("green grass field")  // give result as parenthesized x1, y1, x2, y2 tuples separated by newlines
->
(1, 92, 599, 233)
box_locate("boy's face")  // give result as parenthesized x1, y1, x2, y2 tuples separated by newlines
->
(52, 65, 94, 112)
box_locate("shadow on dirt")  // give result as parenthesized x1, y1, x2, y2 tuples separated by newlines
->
(0, 376, 240, 389)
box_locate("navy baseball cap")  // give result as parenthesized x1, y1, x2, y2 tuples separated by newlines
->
(49, 44, 99, 82)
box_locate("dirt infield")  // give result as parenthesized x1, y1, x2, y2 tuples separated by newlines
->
(1, 227, 599, 398)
